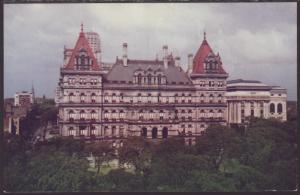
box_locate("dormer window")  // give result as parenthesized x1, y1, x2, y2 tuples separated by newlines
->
(147, 74, 151, 85)
(137, 74, 142, 85)
(76, 48, 91, 71)
(204, 52, 219, 73)
(158, 75, 161, 85)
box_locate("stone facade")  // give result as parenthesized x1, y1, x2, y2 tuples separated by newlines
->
(55, 27, 287, 145)
(226, 79, 287, 124)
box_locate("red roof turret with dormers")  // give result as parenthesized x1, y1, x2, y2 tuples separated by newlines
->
(192, 32, 227, 74)
(64, 24, 100, 71)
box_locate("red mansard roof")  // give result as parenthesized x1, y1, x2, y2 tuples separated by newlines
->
(64, 30, 99, 71)
(192, 38, 227, 74)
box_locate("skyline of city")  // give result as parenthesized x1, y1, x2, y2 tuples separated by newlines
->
(4, 3, 297, 100)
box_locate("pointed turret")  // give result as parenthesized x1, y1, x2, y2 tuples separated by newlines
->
(192, 32, 226, 74)
(64, 24, 100, 71)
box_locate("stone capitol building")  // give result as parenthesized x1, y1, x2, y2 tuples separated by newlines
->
(55, 25, 287, 145)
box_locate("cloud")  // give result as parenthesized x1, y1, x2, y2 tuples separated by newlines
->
(4, 3, 297, 100)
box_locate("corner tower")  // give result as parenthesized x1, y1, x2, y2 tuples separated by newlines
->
(56, 24, 104, 139)
(189, 32, 228, 127)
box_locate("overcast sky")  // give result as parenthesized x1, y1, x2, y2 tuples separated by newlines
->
(4, 3, 297, 100)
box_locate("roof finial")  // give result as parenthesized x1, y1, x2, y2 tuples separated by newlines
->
(81, 23, 84, 33)
(204, 30, 206, 41)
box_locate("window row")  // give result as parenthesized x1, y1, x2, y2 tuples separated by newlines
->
(102, 96, 223, 104)
(270, 103, 283, 114)
(68, 125, 125, 138)
(68, 110, 98, 120)
(134, 74, 167, 85)
(69, 93, 97, 103)
(198, 80, 225, 87)
(67, 78, 99, 85)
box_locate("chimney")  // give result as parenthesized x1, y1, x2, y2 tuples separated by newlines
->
(188, 54, 193, 73)
(123, 43, 128, 66)
(175, 56, 180, 67)
(163, 45, 168, 69)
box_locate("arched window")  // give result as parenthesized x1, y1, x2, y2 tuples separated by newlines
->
(80, 93, 85, 103)
(159, 110, 164, 120)
(149, 110, 154, 120)
(104, 126, 108, 137)
(120, 110, 125, 120)
(139, 109, 144, 120)
(69, 110, 75, 121)
(68, 127, 75, 136)
(141, 127, 147, 137)
(152, 127, 158, 139)
(112, 126, 116, 137)
(90, 125, 96, 136)
(91, 110, 97, 120)
(69, 93, 75, 102)
(270, 103, 275, 113)
(91, 93, 96, 103)
(76, 48, 91, 70)
(162, 127, 168, 139)
(80, 110, 85, 120)
(119, 126, 124, 137)
(277, 103, 283, 114)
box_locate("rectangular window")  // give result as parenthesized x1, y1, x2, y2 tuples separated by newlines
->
(119, 126, 124, 137)
(112, 126, 116, 137)
(260, 110, 264, 117)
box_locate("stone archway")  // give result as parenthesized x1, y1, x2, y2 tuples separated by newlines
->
(141, 127, 147, 137)
(162, 127, 168, 139)
(152, 127, 158, 139)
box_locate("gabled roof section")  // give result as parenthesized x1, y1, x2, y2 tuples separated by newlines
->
(64, 27, 99, 71)
(192, 33, 227, 74)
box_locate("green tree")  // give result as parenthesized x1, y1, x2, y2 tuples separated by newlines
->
(85, 141, 115, 174)
(104, 168, 144, 191)
(195, 125, 240, 169)
(35, 136, 86, 156)
(4, 150, 92, 192)
(118, 137, 153, 176)
(147, 153, 213, 191)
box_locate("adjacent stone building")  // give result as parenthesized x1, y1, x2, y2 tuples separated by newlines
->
(55, 26, 287, 145)
(226, 79, 287, 124)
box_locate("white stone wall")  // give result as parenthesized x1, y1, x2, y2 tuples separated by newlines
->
(226, 89, 287, 124)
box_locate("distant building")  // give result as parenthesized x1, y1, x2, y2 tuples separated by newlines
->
(85, 31, 101, 64)
(226, 79, 287, 124)
(4, 88, 36, 135)
(3, 99, 28, 135)
(14, 91, 33, 108)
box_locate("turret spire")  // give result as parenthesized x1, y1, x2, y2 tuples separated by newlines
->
(81, 23, 84, 33)
(204, 30, 206, 41)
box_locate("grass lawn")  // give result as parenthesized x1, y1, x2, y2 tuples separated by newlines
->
(87, 159, 135, 175)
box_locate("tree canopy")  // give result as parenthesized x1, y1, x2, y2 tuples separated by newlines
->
(4, 117, 297, 192)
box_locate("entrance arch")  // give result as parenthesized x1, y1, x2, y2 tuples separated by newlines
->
(162, 127, 168, 139)
(152, 127, 158, 139)
(141, 127, 147, 137)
